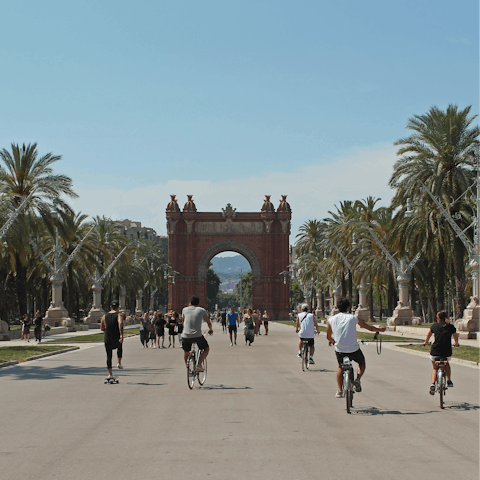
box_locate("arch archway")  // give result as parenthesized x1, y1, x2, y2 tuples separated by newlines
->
(166, 196, 291, 318)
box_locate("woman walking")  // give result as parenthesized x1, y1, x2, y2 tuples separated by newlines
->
(176, 312, 183, 347)
(22, 314, 31, 342)
(262, 310, 269, 335)
(140, 313, 150, 348)
(167, 312, 177, 347)
(34, 311, 43, 343)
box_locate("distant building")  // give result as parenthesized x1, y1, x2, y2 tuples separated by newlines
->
(115, 219, 167, 248)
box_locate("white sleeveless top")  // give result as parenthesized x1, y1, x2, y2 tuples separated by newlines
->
(298, 312, 315, 338)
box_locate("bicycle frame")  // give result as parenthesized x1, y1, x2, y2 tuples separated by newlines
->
(342, 357, 355, 414)
(435, 359, 448, 409)
(301, 339, 310, 371)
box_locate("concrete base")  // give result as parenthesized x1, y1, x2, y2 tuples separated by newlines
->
(454, 298, 479, 333)
(43, 305, 73, 327)
(315, 308, 324, 318)
(84, 307, 105, 324)
(354, 306, 370, 322)
(387, 304, 420, 326)
(328, 307, 339, 318)
(458, 331, 477, 339)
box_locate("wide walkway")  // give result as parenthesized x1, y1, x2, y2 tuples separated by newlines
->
(0, 322, 478, 480)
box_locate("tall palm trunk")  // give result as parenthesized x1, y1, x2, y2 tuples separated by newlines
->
(437, 247, 445, 311)
(14, 253, 27, 314)
(387, 267, 396, 316)
(453, 236, 466, 318)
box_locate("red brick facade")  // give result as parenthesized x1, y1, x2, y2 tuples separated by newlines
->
(166, 195, 292, 319)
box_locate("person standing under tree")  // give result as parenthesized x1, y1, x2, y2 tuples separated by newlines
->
(101, 300, 125, 380)
(34, 311, 43, 343)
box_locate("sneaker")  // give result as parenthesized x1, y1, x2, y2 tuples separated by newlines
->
(335, 390, 344, 398)
(161, 345, 166, 349)
(309, 357, 315, 365)
(117, 364, 123, 370)
(297, 353, 301, 358)
(107, 374, 114, 380)
(354, 379, 362, 393)
(234, 343, 237, 346)
(230, 343, 233, 346)
(447, 380, 454, 388)
(196, 366, 204, 372)
(429, 384, 436, 395)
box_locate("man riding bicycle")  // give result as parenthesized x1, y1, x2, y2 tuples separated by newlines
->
(296, 304, 319, 364)
(181, 295, 213, 372)
(326, 297, 385, 398)
(423, 310, 459, 395)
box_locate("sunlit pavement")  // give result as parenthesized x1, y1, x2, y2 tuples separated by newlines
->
(0, 322, 478, 480)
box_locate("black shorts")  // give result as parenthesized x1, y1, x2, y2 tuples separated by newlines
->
(228, 325, 237, 333)
(156, 328, 164, 337)
(335, 349, 365, 366)
(221, 320, 226, 326)
(300, 337, 314, 346)
(182, 336, 209, 352)
(264, 321, 268, 325)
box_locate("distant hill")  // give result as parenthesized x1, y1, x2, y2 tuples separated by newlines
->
(211, 255, 251, 293)
(211, 255, 251, 273)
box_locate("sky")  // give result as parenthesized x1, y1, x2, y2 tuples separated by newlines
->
(1, 0, 478, 247)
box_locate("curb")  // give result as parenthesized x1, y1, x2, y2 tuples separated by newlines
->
(0, 360, 20, 368)
(388, 344, 479, 369)
(24, 346, 80, 361)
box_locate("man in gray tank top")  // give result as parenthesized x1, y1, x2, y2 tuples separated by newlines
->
(181, 295, 213, 371)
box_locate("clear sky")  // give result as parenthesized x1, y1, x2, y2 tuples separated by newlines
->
(1, 0, 478, 240)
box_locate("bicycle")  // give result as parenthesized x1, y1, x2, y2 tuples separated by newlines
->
(341, 356, 355, 414)
(433, 357, 449, 409)
(186, 341, 207, 389)
(300, 339, 310, 371)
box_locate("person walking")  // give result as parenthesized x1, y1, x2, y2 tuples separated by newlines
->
(155, 312, 166, 348)
(253, 310, 261, 336)
(226, 306, 238, 346)
(148, 313, 156, 348)
(221, 309, 227, 334)
(100, 300, 124, 380)
(140, 313, 150, 348)
(22, 314, 31, 342)
(167, 312, 178, 347)
(262, 310, 269, 335)
(176, 312, 184, 347)
(33, 311, 43, 343)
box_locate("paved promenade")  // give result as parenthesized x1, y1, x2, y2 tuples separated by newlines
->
(0, 322, 478, 480)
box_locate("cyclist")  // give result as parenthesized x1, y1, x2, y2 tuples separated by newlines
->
(181, 295, 213, 372)
(326, 297, 385, 398)
(296, 304, 319, 364)
(423, 310, 459, 394)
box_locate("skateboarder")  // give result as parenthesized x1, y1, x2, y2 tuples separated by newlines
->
(101, 300, 124, 381)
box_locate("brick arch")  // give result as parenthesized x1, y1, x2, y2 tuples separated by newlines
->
(166, 197, 291, 318)
(197, 240, 261, 279)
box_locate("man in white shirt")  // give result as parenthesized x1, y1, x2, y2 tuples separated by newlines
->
(296, 304, 319, 364)
(327, 297, 385, 398)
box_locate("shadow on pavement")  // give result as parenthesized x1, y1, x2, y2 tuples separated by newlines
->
(199, 384, 252, 390)
(309, 368, 335, 373)
(445, 402, 480, 411)
(0, 365, 172, 381)
(352, 406, 436, 416)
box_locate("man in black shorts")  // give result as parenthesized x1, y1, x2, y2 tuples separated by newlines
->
(101, 300, 124, 380)
(226, 306, 238, 346)
(154, 311, 166, 348)
(181, 295, 213, 371)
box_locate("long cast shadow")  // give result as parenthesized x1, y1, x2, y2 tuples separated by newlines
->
(199, 384, 252, 390)
(0, 365, 172, 381)
(444, 402, 480, 411)
(352, 406, 436, 416)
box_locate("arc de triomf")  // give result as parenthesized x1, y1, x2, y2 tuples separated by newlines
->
(166, 194, 292, 319)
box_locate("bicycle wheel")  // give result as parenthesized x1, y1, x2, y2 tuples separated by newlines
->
(438, 370, 444, 409)
(305, 344, 310, 370)
(301, 344, 307, 371)
(187, 356, 195, 390)
(198, 357, 207, 386)
(344, 371, 352, 414)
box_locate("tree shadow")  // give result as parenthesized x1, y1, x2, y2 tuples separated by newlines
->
(308, 368, 335, 373)
(0, 365, 172, 381)
(199, 384, 253, 390)
(352, 406, 436, 416)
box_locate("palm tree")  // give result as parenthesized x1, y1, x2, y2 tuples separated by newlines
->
(389, 105, 479, 318)
(0, 143, 77, 314)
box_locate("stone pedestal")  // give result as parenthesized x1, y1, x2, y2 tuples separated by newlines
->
(0, 319, 9, 341)
(329, 286, 340, 317)
(315, 292, 324, 318)
(387, 275, 420, 326)
(455, 296, 479, 334)
(44, 278, 73, 327)
(84, 285, 105, 324)
(135, 291, 144, 316)
(354, 282, 370, 321)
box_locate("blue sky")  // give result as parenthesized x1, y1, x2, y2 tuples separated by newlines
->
(1, 0, 478, 239)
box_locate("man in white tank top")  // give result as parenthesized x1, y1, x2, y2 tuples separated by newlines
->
(327, 297, 385, 398)
(296, 304, 319, 364)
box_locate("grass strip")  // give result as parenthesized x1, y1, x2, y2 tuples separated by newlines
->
(272, 321, 422, 343)
(399, 344, 479, 363)
(45, 327, 140, 343)
(0, 346, 70, 363)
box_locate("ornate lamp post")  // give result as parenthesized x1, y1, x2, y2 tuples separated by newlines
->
(31, 200, 95, 327)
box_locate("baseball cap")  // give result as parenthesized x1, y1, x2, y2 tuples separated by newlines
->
(111, 300, 120, 308)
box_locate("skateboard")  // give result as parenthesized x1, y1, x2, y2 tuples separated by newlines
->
(104, 377, 119, 384)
